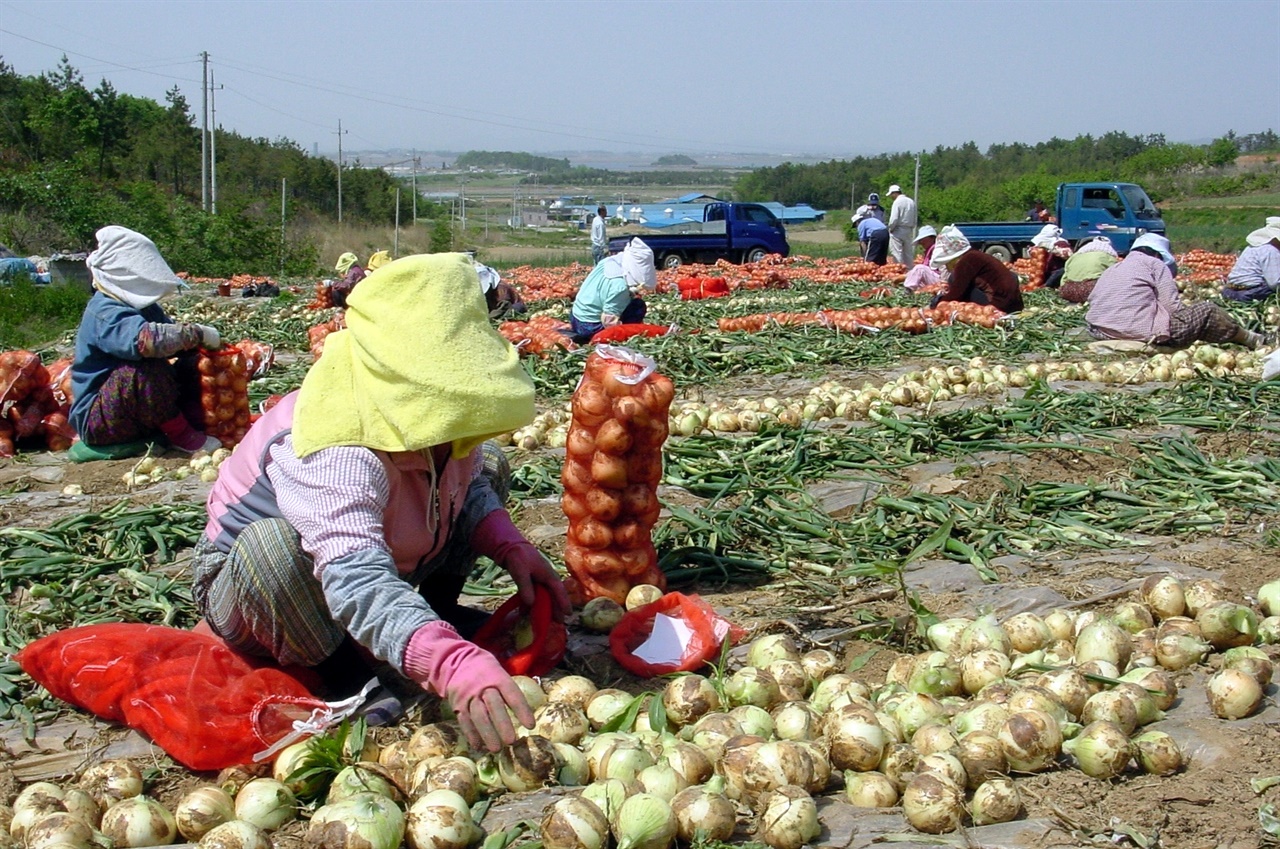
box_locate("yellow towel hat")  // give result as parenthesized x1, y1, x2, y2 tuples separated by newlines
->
(335, 252, 358, 275)
(367, 250, 391, 271)
(292, 253, 534, 459)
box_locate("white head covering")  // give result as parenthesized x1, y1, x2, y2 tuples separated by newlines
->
(887, 184, 902, 195)
(620, 238, 657, 292)
(914, 225, 937, 243)
(1031, 224, 1064, 249)
(1130, 233, 1177, 275)
(1246, 216, 1280, 248)
(1075, 236, 1117, 257)
(931, 225, 972, 266)
(851, 204, 872, 224)
(474, 262, 501, 294)
(86, 225, 186, 309)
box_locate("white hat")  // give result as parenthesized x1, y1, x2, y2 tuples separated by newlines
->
(851, 204, 872, 224)
(1131, 233, 1174, 265)
(913, 225, 937, 243)
(86, 225, 186, 310)
(474, 262, 500, 293)
(887, 185, 902, 195)
(1246, 216, 1280, 247)
(931, 225, 972, 265)
(621, 238, 657, 292)
(1031, 224, 1065, 249)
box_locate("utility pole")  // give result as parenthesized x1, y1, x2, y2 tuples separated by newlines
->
(200, 51, 209, 212)
(411, 149, 418, 222)
(334, 120, 348, 223)
(210, 70, 222, 214)
(394, 188, 401, 257)
(280, 178, 287, 277)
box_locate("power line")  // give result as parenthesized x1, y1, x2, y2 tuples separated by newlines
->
(0, 27, 202, 85)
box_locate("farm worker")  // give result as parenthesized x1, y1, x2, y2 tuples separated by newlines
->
(332, 251, 366, 307)
(590, 205, 609, 265)
(191, 253, 571, 751)
(1221, 217, 1280, 302)
(1031, 224, 1073, 289)
(569, 237, 657, 343)
(69, 226, 222, 455)
(865, 192, 887, 224)
(903, 226, 943, 291)
(1056, 237, 1118, 304)
(886, 185, 918, 268)
(928, 225, 1024, 313)
(852, 205, 890, 266)
(476, 261, 527, 320)
(367, 250, 391, 271)
(1087, 234, 1270, 349)
(1026, 200, 1054, 224)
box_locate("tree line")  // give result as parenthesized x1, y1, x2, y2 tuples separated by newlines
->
(730, 130, 1280, 223)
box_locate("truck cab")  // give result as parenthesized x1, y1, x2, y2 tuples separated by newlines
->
(608, 201, 790, 268)
(1057, 182, 1165, 253)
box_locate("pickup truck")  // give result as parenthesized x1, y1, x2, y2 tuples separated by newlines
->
(608, 201, 790, 269)
(954, 182, 1166, 261)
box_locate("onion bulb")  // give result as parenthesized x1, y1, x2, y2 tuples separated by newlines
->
(545, 676, 599, 710)
(580, 779, 628, 827)
(1207, 668, 1264, 719)
(926, 618, 972, 653)
(725, 666, 782, 710)
(25, 812, 95, 849)
(234, 778, 298, 831)
(326, 764, 402, 805)
(78, 760, 144, 807)
(901, 773, 963, 834)
(636, 760, 687, 802)
(747, 634, 801, 668)
(662, 675, 721, 727)
(1155, 633, 1211, 671)
(410, 757, 481, 804)
(408, 724, 468, 762)
(1183, 579, 1229, 617)
(585, 690, 633, 731)
(1140, 575, 1186, 620)
(1080, 690, 1139, 735)
(581, 597, 625, 633)
(956, 732, 1006, 790)
(625, 585, 664, 611)
(198, 820, 272, 849)
(1062, 721, 1133, 778)
(1196, 602, 1259, 649)
(998, 709, 1062, 772)
(175, 786, 236, 842)
(100, 796, 177, 848)
(540, 795, 610, 849)
(800, 649, 840, 682)
(1075, 619, 1132, 668)
(307, 793, 405, 849)
(1132, 730, 1183, 775)
(824, 712, 887, 772)
(670, 779, 735, 843)
(1259, 580, 1280, 617)
(756, 786, 819, 849)
(534, 702, 591, 745)
(1002, 612, 1051, 654)
(970, 778, 1022, 826)
(843, 771, 898, 807)
(499, 735, 562, 791)
(1223, 646, 1274, 687)
(406, 789, 480, 849)
(612, 793, 676, 849)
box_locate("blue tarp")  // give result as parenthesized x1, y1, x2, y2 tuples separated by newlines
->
(0, 258, 50, 284)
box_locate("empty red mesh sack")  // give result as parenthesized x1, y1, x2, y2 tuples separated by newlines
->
(15, 623, 325, 771)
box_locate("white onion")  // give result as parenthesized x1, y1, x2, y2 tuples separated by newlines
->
(824, 712, 887, 772)
(909, 723, 958, 758)
(766, 659, 810, 695)
(545, 676, 599, 710)
(408, 724, 468, 762)
(1223, 646, 1274, 687)
(1155, 633, 1211, 671)
(406, 789, 480, 849)
(908, 652, 962, 698)
(1075, 619, 1132, 668)
(1002, 612, 1051, 654)
(175, 786, 235, 842)
(876, 743, 916, 792)
(1132, 730, 1184, 775)
(1119, 667, 1178, 711)
(580, 779, 628, 827)
(25, 812, 95, 849)
(585, 690, 634, 730)
(689, 713, 744, 760)
(1207, 668, 1264, 719)
(540, 795, 610, 849)
(612, 793, 676, 849)
(1043, 609, 1077, 642)
(624, 585, 664, 611)
(580, 597, 625, 633)
(725, 667, 782, 710)
(512, 676, 548, 711)
(534, 702, 591, 745)
(499, 735, 562, 791)
(78, 761, 144, 807)
(1034, 668, 1090, 720)
(554, 743, 590, 787)
(998, 709, 1062, 772)
(662, 675, 721, 727)
(960, 650, 1011, 696)
(670, 780, 736, 844)
(1258, 580, 1280, 617)
(950, 701, 1010, 738)
(659, 738, 713, 786)
(100, 796, 177, 848)
(1062, 721, 1133, 778)
(901, 773, 964, 834)
(1183, 579, 1230, 617)
(799, 649, 840, 683)
(326, 764, 402, 805)
(915, 752, 967, 790)
(970, 778, 1022, 826)
(234, 778, 297, 832)
(771, 701, 820, 742)
(1080, 690, 1139, 735)
(926, 618, 972, 653)
(843, 771, 898, 807)
(959, 614, 1011, 656)
(1111, 601, 1155, 634)
(307, 792, 406, 849)
(1140, 575, 1186, 620)
(198, 820, 272, 849)
(756, 786, 819, 849)
(636, 760, 687, 802)
(747, 634, 801, 668)
(411, 756, 481, 803)
(728, 704, 775, 739)
(956, 731, 1006, 790)
(1196, 601, 1259, 649)
(11, 784, 71, 843)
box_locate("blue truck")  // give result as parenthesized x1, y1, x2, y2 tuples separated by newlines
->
(954, 182, 1166, 261)
(608, 201, 790, 269)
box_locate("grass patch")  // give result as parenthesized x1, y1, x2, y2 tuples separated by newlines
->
(0, 278, 88, 352)
(1163, 192, 1280, 209)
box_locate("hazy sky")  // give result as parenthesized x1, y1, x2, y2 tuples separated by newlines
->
(2, 0, 1278, 162)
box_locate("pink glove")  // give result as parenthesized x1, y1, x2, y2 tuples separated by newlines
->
(473, 511, 572, 622)
(404, 620, 534, 752)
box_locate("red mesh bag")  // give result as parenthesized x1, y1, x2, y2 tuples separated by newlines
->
(0, 350, 46, 406)
(15, 624, 326, 771)
(46, 358, 74, 413)
(472, 584, 567, 677)
(588, 324, 674, 345)
(609, 592, 746, 678)
(197, 347, 252, 448)
(40, 412, 75, 451)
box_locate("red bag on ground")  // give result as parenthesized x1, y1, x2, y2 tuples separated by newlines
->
(609, 592, 746, 677)
(15, 624, 327, 771)
(589, 324, 674, 345)
(472, 585, 568, 677)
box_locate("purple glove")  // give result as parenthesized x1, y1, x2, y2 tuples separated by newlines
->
(472, 511, 571, 622)
(404, 620, 534, 752)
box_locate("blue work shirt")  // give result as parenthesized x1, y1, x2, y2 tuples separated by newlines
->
(857, 217, 888, 241)
(571, 256, 633, 323)
(69, 292, 172, 435)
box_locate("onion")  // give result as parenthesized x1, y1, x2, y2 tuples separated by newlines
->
(747, 634, 801, 668)
(916, 751, 967, 790)
(1112, 601, 1156, 634)
(545, 676, 599, 710)
(766, 659, 810, 695)
(1062, 721, 1133, 778)
(756, 786, 819, 849)
(950, 701, 1010, 738)
(800, 649, 840, 682)
(1157, 616, 1202, 639)
(1043, 609, 1076, 642)
(902, 773, 964, 834)
(1080, 690, 1139, 735)
(580, 779, 628, 827)
(954, 731, 1004, 789)
(512, 676, 548, 711)
(234, 778, 297, 832)
(926, 618, 972, 653)
(1258, 616, 1280, 645)
(771, 701, 820, 741)
(908, 652, 962, 698)
(307, 793, 405, 849)
(1112, 683, 1164, 727)
(636, 760, 687, 802)
(970, 778, 1022, 826)
(910, 723, 958, 757)
(406, 789, 481, 849)
(1006, 685, 1070, 726)
(998, 709, 1062, 772)
(890, 692, 947, 740)
(625, 585, 664, 611)
(689, 713, 744, 760)
(725, 666, 782, 710)
(534, 702, 591, 745)
(729, 704, 775, 739)
(175, 786, 236, 842)
(1207, 668, 1264, 719)
(377, 741, 416, 786)
(1140, 575, 1186, 620)
(1034, 668, 1090, 719)
(612, 793, 676, 849)
(272, 740, 314, 794)
(670, 780, 736, 843)
(1259, 580, 1280, 617)
(409, 724, 469, 762)
(1196, 601, 1258, 649)
(843, 771, 898, 807)
(1223, 646, 1274, 686)
(959, 614, 1011, 656)
(411, 757, 481, 804)
(791, 741, 831, 793)
(326, 764, 402, 805)
(824, 712, 887, 772)
(593, 737, 655, 784)
(1184, 579, 1230, 617)
(79, 760, 144, 807)
(876, 743, 916, 792)
(1132, 730, 1184, 775)
(551, 744, 588, 787)
(499, 735, 562, 791)
(1002, 612, 1051, 654)
(808, 674, 863, 713)
(584, 690, 633, 730)
(540, 795, 610, 849)
(1155, 633, 1211, 671)
(100, 796, 177, 848)
(960, 650, 1011, 696)
(663, 675, 721, 727)
(581, 597, 625, 633)
(11, 784, 71, 843)
(1075, 619, 1132, 668)
(1119, 667, 1178, 711)
(25, 812, 95, 849)
(198, 820, 272, 849)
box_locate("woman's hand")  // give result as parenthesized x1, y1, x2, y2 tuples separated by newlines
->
(600, 313, 621, 327)
(504, 543, 572, 623)
(198, 325, 221, 349)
